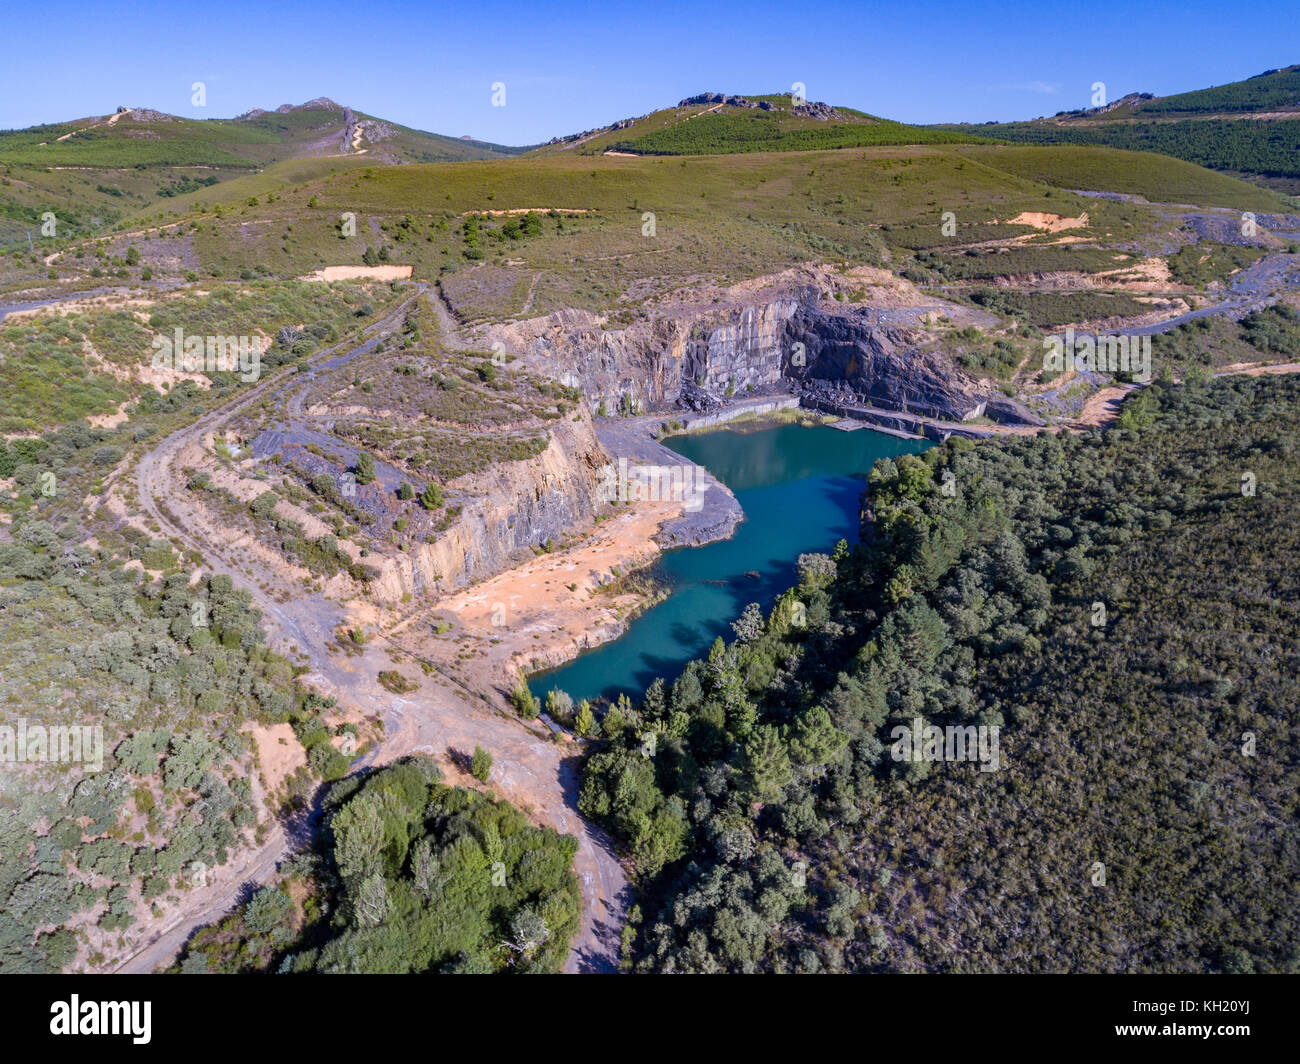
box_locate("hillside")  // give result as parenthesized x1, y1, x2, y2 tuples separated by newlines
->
(538, 93, 991, 157)
(0, 98, 522, 169)
(938, 66, 1300, 193)
(580, 374, 1300, 973)
(0, 99, 526, 249)
(1124, 65, 1300, 116)
(2, 61, 1299, 986)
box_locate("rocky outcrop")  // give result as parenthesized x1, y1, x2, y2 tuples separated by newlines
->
(489, 265, 1047, 442)
(276, 97, 343, 113)
(984, 397, 1046, 427)
(497, 299, 799, 414)
(1091, 92, 1154, 115)
(497, 286, 1038, 425)
(368, 413, 607, 602)
(785, 305, 989, 421)
(341, 108, 358, 153)
(677, 93, 839, 119)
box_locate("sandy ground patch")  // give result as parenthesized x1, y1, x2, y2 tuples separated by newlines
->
(246, 722, 307, 795)
(728, 263, 930, 310)
(87, 406, 131, 429)
(1217, 361, 1300, 377)
(299, 265, 413, 282)
(1072, 385, 1135, 427)
(476, 207, 591, 216)
(1092, 256, 1182, 292)
(1006, 211, 1089, 233)
(397, 498, 680, 683)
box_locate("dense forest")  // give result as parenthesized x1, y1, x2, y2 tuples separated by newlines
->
(579, 374, 1300, 973)
(175, 758, 582, 974)
(1137, 66, 1300, 114)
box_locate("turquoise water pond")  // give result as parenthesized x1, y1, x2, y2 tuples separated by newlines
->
(528, 422, 929, 706)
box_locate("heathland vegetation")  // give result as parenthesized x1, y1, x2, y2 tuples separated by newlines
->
(942, 67, 1300, 188)
(578, 375, 1300, 973)
(1, 70, 1296, 978)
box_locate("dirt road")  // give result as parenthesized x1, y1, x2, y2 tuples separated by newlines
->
(119, 286, 627, 974)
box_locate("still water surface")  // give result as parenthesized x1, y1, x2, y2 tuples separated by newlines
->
(528, 422, 929, 706)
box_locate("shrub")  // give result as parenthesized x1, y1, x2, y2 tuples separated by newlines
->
(471, 745, 492, 782)
(511, 682, 539, 719)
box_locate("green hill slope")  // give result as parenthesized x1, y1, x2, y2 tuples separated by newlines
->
(540, 93, 990, 157)
(0, 100, 528, 249)
(0, 99, 523, 170)
(1137, 65, 1300, 115)
(938, 67, 1300, 191)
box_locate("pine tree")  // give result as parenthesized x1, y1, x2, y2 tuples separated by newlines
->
(353, 451, 376, 486)
(471, 745, 492, 782)
(574, 701, 596, 738)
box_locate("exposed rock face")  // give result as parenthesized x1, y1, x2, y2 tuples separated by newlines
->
(126, 108, 177, 123)
(685, 300, 799, 396)
(368, 414, 607, 602)
(676, 93, 838, 118)
(507, 311, 690, 412)
(341, 108, 358, 153)
(984, 397, 1046, 427)
(380, 274, 1047, 604)
(678, 93, 775, 111)
(495, 287, 1024, 424)
(276, 97, 343, 113)
(785, 305, 989, 421)
(496, 300, 800, 414)
(1091, 91, 1154, 114)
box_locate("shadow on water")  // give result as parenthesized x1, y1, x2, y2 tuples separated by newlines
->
(529, 423, 929, 707)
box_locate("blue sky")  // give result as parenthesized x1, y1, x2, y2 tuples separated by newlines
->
(4, 0, 1297, 143)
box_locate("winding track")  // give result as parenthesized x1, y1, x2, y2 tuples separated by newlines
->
(117, 286, 627, 973)
(104, 230, 1300, 972)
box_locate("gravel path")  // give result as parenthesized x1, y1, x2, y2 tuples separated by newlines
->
(119, 284, 628, 974)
